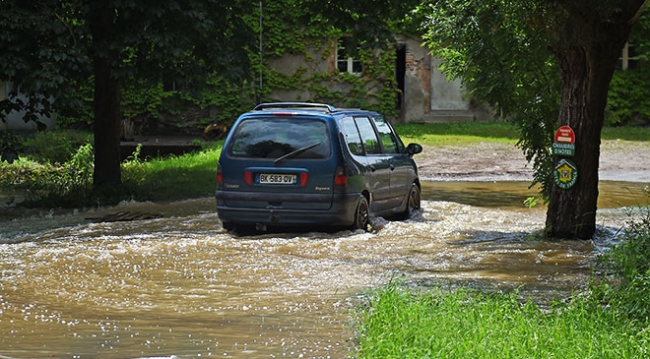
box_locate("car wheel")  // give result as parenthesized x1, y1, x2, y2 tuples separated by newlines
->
(353, 196, 370, 231)
(222, 221, 235, 231)
(400, 184, 421, 220)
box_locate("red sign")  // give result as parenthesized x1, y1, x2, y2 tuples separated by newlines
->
(554, 126, 575, 144)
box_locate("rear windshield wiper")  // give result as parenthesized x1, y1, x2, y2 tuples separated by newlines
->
(274, 143, 321, 165)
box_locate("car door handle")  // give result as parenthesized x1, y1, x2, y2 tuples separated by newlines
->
(369, 165, 376, 172)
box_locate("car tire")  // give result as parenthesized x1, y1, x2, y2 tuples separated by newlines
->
(400, 184, 421, 220)
(222, 221, 235, 231)
(352, 196, 370, 231)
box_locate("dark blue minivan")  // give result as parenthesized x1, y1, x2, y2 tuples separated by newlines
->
(215, 102, 422, 232)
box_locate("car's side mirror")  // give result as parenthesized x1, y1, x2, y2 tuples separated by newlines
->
(406, 143, 423, 156)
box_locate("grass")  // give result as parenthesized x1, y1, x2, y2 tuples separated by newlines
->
(356, 284, 650, 358)
(394, 122, 650, 146)
(0, 140, 224, 207)
(121, 142, 223, 202)
(601, 126, 650, 141)
(394, 122, 519, 146)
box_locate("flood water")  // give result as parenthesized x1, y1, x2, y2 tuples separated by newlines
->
(0, 181, 647, 358)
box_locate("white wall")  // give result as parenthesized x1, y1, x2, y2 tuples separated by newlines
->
(1, 82, 55, 131)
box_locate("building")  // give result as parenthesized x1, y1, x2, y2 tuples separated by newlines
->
(264, 34, 492, 124)
(0, 82, 55, 131)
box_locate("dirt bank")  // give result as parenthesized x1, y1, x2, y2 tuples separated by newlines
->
(416, 140, 650, 183)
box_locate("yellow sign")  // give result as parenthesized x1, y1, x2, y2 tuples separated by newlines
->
(553, 159, 578, 189)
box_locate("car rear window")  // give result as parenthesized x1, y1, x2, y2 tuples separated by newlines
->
(228, 118, 331, 159)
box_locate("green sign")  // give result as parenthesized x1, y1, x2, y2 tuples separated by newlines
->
(552, 142, 575, 156)
(553, 159, 578, 189)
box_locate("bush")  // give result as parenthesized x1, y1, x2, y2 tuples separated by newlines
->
(22, 130, 93, 164)
(606, 66, 650, 126)
(21, 143, 95, 207)
(591, 187, 650, 321)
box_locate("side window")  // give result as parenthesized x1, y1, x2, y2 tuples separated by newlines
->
(355, 116, 381, 155)
(342, 117, 364, 156)
(373, 116, 400, 154)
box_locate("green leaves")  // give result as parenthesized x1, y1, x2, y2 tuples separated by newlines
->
(417, 0, 561, 198)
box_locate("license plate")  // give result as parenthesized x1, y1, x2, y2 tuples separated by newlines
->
(259, 173, 297, 185)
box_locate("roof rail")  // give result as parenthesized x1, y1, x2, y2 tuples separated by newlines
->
(253, 102, 337, 113)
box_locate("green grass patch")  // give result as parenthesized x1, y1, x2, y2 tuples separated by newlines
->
(601, 126, 650, 141)
(394, 122, 519, 147)
(356, 284, 649, 358)
(122, 142, 223, 202)
(393, 122, 650, 146)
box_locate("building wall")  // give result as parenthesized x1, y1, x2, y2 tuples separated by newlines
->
(0, 82, 55, 131)
(399, 36, 491, 123)
(430, 57, 469, 111)
(262, 35, 490, 123)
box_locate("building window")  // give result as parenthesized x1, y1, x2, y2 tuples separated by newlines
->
(619, 43, 638, 71)
(337, 38, 363, 74)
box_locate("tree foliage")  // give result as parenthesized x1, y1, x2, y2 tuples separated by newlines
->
(417, 0, 560, 198)
(0, 1, 89, 124)
(607, 9, 650, 126)
(1, 0, 256, 192)
(1, 0, 419, 198)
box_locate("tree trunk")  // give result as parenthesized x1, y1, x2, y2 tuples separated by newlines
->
(88, 1, 122, 189)
(545, 15, 636, 239)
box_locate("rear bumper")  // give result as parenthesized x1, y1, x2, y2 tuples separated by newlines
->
(215, 190, 361, 227)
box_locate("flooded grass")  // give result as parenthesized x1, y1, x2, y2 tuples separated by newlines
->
(356, 284, 648, 358)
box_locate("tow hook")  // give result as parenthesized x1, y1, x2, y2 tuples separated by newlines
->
(269, 211, 279, 224)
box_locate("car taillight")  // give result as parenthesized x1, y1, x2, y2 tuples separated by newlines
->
(300, 172, 309, 186)
(216, 165, 223, 185)
(334, 166, 348, 187)
(244, 170, 253, 185)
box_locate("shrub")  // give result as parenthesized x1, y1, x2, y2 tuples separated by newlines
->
(22, 130, 93, 164)
(591, 187, 650, 321)
(606, 66, 650, 126)
(13, 143, 95, 207)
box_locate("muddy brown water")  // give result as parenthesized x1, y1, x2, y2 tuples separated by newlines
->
(0, 181, 648, 358)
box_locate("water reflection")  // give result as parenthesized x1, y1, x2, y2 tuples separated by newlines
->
(0, 181, 647, 357)
(422, 180, 648, 209)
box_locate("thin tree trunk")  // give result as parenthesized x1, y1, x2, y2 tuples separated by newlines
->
(88, 1, 122, 189)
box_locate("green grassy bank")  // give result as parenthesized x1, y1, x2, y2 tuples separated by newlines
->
(355, 285, 649, 358)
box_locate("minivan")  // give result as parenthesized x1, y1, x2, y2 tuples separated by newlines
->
(215, 102, 422, 232)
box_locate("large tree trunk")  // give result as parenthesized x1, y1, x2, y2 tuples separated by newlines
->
(545, 47, 607, 239)
(544, 5, 639, 239)
(88, 1, 122, 189)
